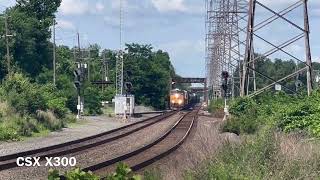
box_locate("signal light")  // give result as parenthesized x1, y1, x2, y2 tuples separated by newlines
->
(222, 71, 229, 79)
(74, 69, 82, 89)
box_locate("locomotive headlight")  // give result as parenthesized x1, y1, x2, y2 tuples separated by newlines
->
(174, 93, 179, 98)
(178, 99, 183, 105)
(171, 100, 175, 104)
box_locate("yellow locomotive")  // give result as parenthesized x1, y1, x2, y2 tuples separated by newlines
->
(170, 89, 189, 110)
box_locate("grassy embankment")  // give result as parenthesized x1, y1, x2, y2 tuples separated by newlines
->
(0, 74, 76, 141)
(187, 91, 320, 179)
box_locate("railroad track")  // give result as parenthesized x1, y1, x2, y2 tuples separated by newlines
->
(0, 111, 176, 171)
(79, 106, 200, 178)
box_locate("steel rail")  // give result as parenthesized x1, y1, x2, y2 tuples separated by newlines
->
(0, 111, 176, 170)
(65, 107, 200, 179)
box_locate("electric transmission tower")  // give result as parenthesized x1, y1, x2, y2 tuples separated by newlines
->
(241, 0, 313, 97)
(206, 0, 248, 99)
(206, 0, 313, 98)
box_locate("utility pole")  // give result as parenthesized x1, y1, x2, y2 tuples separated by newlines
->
(52, 18, 56, 86)
(77, 32, 81, 54)
(4, 15, 13, 74)
(76, 32, 81, 119)
(102, 53, 108, 91)
(88, 49, 91, 82)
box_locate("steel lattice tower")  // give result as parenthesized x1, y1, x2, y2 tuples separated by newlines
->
(206, 0, 313, 98)
(116, 0, 124, 95)
(206, 0, 248, 98)
(241, 0, 313, 97)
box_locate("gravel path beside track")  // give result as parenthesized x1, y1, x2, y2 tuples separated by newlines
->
(0, 113, 183, 180)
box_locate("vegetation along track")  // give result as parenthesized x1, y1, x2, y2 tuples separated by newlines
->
(80, 106, 200, 177)
(0, 111, 176, 171)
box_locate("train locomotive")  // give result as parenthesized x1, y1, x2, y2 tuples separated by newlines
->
(169, 89, 189, 110)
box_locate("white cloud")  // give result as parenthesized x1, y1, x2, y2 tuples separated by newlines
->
(151, 0, 187, 12)
(59, 0, 89, 15)
(95, 2, 105, 12)
(56, 19, 75, 30)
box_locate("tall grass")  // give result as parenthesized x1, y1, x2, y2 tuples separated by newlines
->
(0, 101, 71, 141)
(187, 92, 320, 180)
(187, 125, 320, 179)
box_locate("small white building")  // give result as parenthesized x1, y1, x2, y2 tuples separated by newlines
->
(114, 95, 135, 117)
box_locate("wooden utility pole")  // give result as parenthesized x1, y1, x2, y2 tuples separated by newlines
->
(4, 15, 13, 74)
(76, 32, 81, 119)
(102, 53, 106, 91)
(52, 18, 56, 86)
(88, 49, 91, 81)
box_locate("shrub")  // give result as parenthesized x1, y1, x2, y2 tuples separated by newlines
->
(40, 84, 69, 118)
(0, 126, 19, 141)
(48, 163, 141, 180)
(208, 99, 224, 113)
(105, 163, 141, 180)
(229, 97, 257, 117)
(1, 73, 47, 115)
(48, 168, 99, 180)
(0, 101, 40, 140)
(84, 86, 103, 115)
(15, 117, 39, 136)
(36, 110, 64, 130)
(223, 97, 259, 134)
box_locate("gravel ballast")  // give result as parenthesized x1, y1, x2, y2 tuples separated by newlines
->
(0, 114, 159, 156)
(0, 113, 183, 180)
(143, 110, 234, 180)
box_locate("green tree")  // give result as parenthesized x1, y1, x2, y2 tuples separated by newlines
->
(0, 0, 61, 78)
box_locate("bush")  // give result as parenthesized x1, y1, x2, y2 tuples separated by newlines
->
(0, 101, 40, 140)
(36, 110, 64, 131)
(105, 163, 141, 180)
(223, 97, 259, 134)
(15, 117, 39, 136)
(208, 99, 224, 113)
(48, 163, 141, 180)
(1, 73, 47, 115)
(48, 168, 99, 180)
(0, 126, 19, 141)
(84, 85, 103, 115)
(229, 97, 257, 116)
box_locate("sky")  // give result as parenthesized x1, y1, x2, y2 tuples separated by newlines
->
(0, 0, 319, 78)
